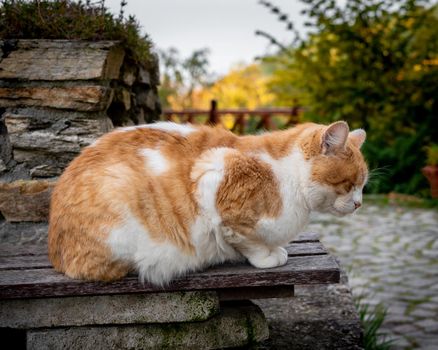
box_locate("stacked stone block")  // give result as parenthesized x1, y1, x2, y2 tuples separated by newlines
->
(0, 39, 161, 180)
(0, 39, 161, 221)
(0, 291, 269, 349)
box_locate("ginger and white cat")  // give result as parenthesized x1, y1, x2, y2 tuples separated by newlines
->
(48, 121, 367, 285)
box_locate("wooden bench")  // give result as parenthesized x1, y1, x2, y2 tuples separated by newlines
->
(0, 232, 340, 349)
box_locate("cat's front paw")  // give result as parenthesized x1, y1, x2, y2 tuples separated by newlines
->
(248, 246, 288, 269)
(275, 246, 288, 265)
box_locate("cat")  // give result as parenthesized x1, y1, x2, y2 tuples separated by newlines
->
(48, 121, 367, 285)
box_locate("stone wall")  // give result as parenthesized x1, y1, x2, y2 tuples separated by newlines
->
(0, 39, 161, 181)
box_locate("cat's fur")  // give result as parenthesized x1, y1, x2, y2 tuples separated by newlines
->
(48, 121, 367, 284)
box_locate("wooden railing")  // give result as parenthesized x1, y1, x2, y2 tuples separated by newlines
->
(162, 100, 302, 134)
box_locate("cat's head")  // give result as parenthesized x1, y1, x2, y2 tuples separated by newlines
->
(301, 121, 368, 216)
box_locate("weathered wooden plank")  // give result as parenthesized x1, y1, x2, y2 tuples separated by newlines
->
(0, 255, 340, 299)
(0, 86, 112, 111)
(0, 255, 50, 270)
(293, 232, 320, 242)
(0, 243, 46, 257)
(285, 242, 327, 256)
(0, 40, 124, 81)
(0, 241, 326, 268)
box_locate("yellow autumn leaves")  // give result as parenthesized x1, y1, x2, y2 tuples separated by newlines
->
(165, 64, 276, 111)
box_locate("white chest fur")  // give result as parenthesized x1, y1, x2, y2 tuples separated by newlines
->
(255, 149, 311, 246)
(193, 147, 312, 249)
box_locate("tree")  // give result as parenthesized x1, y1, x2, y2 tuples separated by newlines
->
(207, 64, 275, 109)
(158, 48, 211, 109)
(159, 48, 183, 109)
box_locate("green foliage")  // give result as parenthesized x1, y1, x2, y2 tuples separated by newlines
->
(355, 297, 394, 350)
(425, 144, 438, 165)
(0, 0, 154, 65)
(259, 0, 438, 195)
(364, 125, 430, 194)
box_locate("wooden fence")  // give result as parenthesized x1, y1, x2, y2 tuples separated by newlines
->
(162, 100, 302, 133)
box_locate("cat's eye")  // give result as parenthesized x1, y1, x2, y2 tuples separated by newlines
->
(343, 182, 353, 192)
(333, 180, 353, 194)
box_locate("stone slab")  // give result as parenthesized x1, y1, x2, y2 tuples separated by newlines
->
(0, 40, 124, 81)
(26, 302, 269, 350)
(0, 86, 112, 111)
(0, 160, 6, 173)
(3, 108, 113, 177)
(255, 266, 363, 349)
(0, 180, 55, 222)
(0, 291, 219, 328)
(0, 116, 12, 168)
(4, 108, 113, 136)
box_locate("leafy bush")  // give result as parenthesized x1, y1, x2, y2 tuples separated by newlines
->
(425, 144, 438, 166)
(259, 0, 438, 195)
(0, 0, 154, 65)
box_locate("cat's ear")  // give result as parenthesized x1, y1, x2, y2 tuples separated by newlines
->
(322, 121, 349, 154)
(349, 129, 366, 148)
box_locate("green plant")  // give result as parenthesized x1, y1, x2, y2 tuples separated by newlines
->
(0, 0, 154, 66)
(425, 144, 438, 166)
(355, 296, 394, 350)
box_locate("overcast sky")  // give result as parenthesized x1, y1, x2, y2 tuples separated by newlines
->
(105, 0, 308, 76)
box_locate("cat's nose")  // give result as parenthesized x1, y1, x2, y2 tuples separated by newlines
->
(354, 201, 361, 209)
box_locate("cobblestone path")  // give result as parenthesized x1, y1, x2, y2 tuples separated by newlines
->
(308, 202, 438, 350)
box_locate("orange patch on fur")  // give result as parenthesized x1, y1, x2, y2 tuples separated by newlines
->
(216, 151, 282, 236)
(296, 124, 368, 188)
(49, 126, 241, 280)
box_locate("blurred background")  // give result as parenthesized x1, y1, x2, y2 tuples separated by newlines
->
(106, 0, 438, 199)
